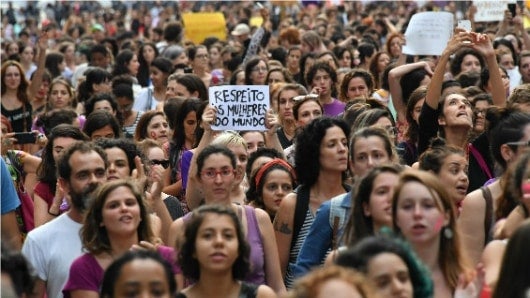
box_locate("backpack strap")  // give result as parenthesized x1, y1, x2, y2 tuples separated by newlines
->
(291, 185, 310, 252)
(480, 186, 494, 244)
(469, 144, 493, 180)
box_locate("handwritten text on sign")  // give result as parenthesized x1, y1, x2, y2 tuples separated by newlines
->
(402, 12, 454, 56)
(209, 85, 270, 131)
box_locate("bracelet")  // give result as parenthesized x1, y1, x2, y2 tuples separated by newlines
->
(48, 209, 59, 216)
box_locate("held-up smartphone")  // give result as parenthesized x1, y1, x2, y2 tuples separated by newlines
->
(508, 3, 517, 17)
(457, 20, 472, 32)
(14, 132, 36, 144)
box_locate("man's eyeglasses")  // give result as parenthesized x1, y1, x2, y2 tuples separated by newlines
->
(293, 94, 319, 102)
(151, 159, 170, 169)
(201, 168, 234, 179)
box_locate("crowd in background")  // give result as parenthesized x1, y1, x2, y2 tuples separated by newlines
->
(2, 1, 530, 298)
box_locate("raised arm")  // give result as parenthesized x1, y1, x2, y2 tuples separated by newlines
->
(185, 105, 217, 210)
(264, 109, 285, 157)
(388, 61, 432, 122)
(28, 31, 49, 101)
(471, 32, 506, 106)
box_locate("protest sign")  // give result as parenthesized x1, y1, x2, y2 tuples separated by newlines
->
(182, 12, 227, 44)
(209, 85, 270, 131)
(402, 12, 454, 56)
(473, 0, 516, 22)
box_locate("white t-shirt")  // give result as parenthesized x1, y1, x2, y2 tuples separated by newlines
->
(133, 86, 163, 112)
(22, 213, 83, 298)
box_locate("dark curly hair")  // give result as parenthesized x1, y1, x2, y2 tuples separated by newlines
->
(450, 48, 485, 77)
(294, 117, 350, 187)
(178, 205, 250, 281)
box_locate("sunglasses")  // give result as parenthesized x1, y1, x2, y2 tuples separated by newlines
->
(151, 159, 170, 169)
(506, 141, 530, 147)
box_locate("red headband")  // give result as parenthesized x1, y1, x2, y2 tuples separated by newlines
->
(254, 158, 296, 187)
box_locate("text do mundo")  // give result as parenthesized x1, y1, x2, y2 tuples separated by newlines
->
(209, 85, 270, 131)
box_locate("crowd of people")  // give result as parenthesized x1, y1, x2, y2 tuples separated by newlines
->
(2, 1, 530, 297)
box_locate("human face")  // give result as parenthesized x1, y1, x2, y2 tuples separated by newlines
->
(460, 54, 481, 74)
(194, 213, 239, 274)
(500, 68, 510, 94)
(101, 186, 141, 237)
(373, 117, 396, 143)
(113, 258, 171, 298)
(93, 79, 112, 94)
(377, 53, 390, 73)
(127, 55, 140, 76)
(64, 151, 107, 198)
(319, 126, 349, 173)
(250, 61, 267, 85)
(366, 253, 413, 298)
(473, 100, 489, 133)
(389, 37, 402, 58)
(412, 98, 425, 124)
(438, 153, 469, 204)
(147, 115, 169, 144)
(193, 48, 209, 69)
(94, 100, 115, 115)
(165, 80, 179, 98)
(278, 89, 298, 121)
(316, 279, 363, 298)
(209, 47, 220, 66)
(339, 50, 352, 68)
(142, 45, 156, 64)
(242, 132, 265, 154)
(105, 147, 131, 180)
(287, 49, 301, 70)
(36, 80, 50, 100)
(117, 97, 133, 116)
(175, 52, 189, 66)
(91, 125, 115, 140)
(351, 136, 390, 177)
(91, 52, 109, 68)
(200, 153, 235, 203)
(499, 54, 514, 70)
(150, 67, 167, 89)
(7, 43, 19, 56)
(506, 123, 530, 163)
(318, 54, 337, 70)
(3, 66, 21, 90)
(261, 169, 292, 216)
(347, 77, 369, 99)
(363, 172, 399, 231)
(519, 55, 530, 83)
(183, 111, 197, 144)
(439, 94, 473, 129)
(395, 181, 448, 245)
(312, 69, 333, 97)
(49, 83, 72, 109)
(52, 137, 78, 162)
(267, 71, 285, 86)
(227, 144, 248, 184)
(235, 71, 245, 85)
(296, 100, 323, 127)
(304, 57, 315, 77)
(21, 46, 34, 63)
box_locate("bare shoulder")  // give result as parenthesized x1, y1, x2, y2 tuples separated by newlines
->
(462, 188, 486, 210)
(482, 239, 507, 261)
(256, 285, 277, 298)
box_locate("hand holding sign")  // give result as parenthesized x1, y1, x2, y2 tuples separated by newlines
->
(208, 85, 270, 131)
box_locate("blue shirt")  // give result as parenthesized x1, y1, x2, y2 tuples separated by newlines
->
(293, 191, 352, 278)
(1, 158, 20, 214)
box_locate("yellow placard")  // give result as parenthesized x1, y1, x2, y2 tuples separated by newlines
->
(182, 12, 227, 45)
(250, 16, 263, 28)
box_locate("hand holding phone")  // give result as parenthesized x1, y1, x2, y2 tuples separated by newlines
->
(457, 20, 472, 32)
(14, 132, 37, 145)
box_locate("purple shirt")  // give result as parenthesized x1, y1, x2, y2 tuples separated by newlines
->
(62, 245, 180, 296)
(322, 98, 346, 117)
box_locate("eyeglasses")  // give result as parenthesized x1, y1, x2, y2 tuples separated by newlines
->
(151, 159, 170, 168)
(506, 141, 530, 147)
(293, 94, 319, 102)
(252, 66, 268, 73)
(195, 54, 209, 59)
(384, 126, 397, 136)
(201, 168, 234, 180)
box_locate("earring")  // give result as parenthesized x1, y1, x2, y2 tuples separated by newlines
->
(443, 226, 453, 239)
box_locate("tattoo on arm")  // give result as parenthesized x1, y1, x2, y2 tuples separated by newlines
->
(274, 221, 292, 234)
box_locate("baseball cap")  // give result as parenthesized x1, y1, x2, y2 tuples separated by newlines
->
(231, 24, 250, 36)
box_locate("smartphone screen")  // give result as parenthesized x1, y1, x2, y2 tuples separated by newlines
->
(14, 132, 36, 144)
(457, 20, 472, 32)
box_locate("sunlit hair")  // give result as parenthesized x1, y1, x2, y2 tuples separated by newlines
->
(286, 265, 376, 298)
